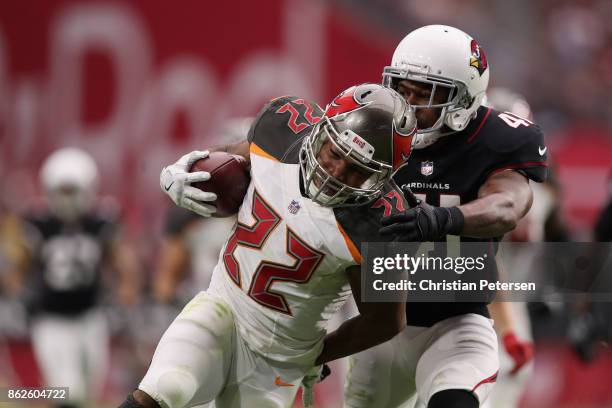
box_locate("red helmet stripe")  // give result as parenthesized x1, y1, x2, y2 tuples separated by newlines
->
(325, 88, 361, 117)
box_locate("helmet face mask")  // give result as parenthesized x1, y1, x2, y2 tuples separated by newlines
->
(299, 83, 417, 208)
(384, 72, 469, 134)
(300, 117, 392, 207)
(382, 25, 489, 141)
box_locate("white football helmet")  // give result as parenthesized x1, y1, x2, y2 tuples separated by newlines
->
(40, 147, 99, 222)
(383, 25, 490, 146)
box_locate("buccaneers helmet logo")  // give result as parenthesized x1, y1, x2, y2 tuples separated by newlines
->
(469, 39, 488, 76)
(325, 87, 363, 117)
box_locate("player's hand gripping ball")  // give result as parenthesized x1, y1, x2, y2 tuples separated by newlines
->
(189, 151, 250, 217)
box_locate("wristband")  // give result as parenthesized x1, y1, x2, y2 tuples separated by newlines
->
(446, 206, 465, 235)
(434, 206, 464, 236)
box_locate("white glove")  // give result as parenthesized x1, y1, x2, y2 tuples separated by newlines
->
(160, 150, 217, 217)
(300, 364, 331, 407)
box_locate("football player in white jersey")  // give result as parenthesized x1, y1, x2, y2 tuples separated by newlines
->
(119, 83, 418, 408)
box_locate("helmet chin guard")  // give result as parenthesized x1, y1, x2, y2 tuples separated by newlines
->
(300, 117, 392, 207)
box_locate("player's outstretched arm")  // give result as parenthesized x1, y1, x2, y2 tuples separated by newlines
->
(459, 170, 533, 238)
(315, 265, 406, 365)
(380, 171, 534, 240)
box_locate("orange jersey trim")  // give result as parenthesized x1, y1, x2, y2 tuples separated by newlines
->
(250, 143, 278, 162)
(336, 221, 362, 264)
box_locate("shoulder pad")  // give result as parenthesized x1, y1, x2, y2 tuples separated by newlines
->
(248, 96, 323, 163)
(479, 109, 548, 182)
(482, 109, 545, 154)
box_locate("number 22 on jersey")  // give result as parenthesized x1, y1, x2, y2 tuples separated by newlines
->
(223, 190, 325, 315)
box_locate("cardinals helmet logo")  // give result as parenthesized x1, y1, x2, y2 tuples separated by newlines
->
(469, 39, 488, 76)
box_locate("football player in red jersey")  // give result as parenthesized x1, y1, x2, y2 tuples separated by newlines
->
(344, 25, 548, 408)
(119, 84, 418, 408)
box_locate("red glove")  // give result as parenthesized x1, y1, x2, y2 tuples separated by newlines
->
(503, 332, 534, 375)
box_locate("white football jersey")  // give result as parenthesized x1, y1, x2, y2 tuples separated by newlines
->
(208, 96, 406, 366)
(209, 152, 357, 365)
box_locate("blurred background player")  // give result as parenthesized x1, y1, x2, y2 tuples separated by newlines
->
(594, 172, 612, 244)
(564, 172, 612, 363)
(482, 87, 552, 408)
(0, 183, 31, 388)
(0, 191, 30, 300)
(14, 147, 141, 408)
(590, 172, 612, 346)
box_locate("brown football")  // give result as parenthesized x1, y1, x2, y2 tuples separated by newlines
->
(189, 151, 250, 218)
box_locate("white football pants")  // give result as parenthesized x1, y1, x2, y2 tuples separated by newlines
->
(344, 313, 499, 408)
(31, 308, 109, 405)
(139, 291, 311, 408)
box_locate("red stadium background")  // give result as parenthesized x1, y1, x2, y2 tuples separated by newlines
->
(0, 1, 611, 407)
(0, 0, 395, 235)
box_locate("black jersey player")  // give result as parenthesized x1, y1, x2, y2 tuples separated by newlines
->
(23, 148, 140, 408)
(344, 25, 547, 408)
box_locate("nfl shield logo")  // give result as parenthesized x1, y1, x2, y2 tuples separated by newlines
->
(421, 161, 434, 176)
(288, 200, 301, 214)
